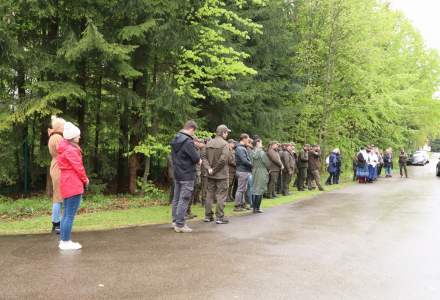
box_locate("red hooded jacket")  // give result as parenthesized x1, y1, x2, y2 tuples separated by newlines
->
(57, 139, 89, 199)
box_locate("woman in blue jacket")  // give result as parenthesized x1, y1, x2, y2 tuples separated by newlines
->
(326, 149, 341, 185)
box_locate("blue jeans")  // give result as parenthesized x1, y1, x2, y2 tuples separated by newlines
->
(368, 165, 377, 181)
(61, 195, 82, 241)
(384, 166, 392, 176)
(52, 202, 62, 223)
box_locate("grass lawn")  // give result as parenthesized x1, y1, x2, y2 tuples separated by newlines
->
(0, 182, 350, 235)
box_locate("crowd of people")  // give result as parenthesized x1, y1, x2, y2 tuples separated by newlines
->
(353, 146, 409, 184)
(169, 121, 341, 233)
(46, 117, 412, 249)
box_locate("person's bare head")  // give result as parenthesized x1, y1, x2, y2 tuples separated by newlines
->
(253, 138, 262, 149)
(194, 138, 204, 149)
(270, 141, 278, 150)
(216, 124, 231, 140)
(239, 133, 249, 145)
(304, 144, 310, 151)
(182, 120, 198, 136)
(228, 139, 236, 150)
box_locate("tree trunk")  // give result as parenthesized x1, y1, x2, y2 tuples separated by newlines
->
(44, 12, 60, 193)
(16, 60, 28, 194)
(128, 46, 148, 194)
(142, 56, 158, 184)
(117, 81, 129, 193)
(77, 18, 88, 146)
(93, 75, 102, 175)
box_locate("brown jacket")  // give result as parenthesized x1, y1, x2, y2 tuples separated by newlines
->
(308, 150, 321, 171)
(267, 148, 283, 172)
(281, 150, 296, 174)
(202, 136, 229, 180)
(48, 133, 63, 203)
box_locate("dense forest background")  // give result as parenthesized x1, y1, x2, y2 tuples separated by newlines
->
(1, 0, 439, 196)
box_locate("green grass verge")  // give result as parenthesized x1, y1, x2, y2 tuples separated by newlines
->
(0, 182, 350, 235)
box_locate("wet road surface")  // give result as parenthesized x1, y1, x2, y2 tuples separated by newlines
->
(1, 156, 440, 299)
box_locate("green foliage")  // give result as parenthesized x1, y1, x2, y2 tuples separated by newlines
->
(175, 0, 263, 101)
(118, 19, 157, 42)
(132, 135, 171, 159)
(0, 0, 439, 196)
(136, 180, 167, 201)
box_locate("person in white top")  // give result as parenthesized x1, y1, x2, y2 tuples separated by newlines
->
(367, 146, 379, 182)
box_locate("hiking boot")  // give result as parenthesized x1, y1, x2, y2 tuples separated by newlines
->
(52, 222, 61, 234)
(216, 218, 229, 224)
(203, 217, 214, 222)
(233, 207, 243, 212)
(174, 225, 193, 233)
(185, 213, 197, 220)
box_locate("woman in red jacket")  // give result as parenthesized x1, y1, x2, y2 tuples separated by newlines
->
(57, 122, 89, 250)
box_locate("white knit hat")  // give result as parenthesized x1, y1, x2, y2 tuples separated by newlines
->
(63, 122, 81, 140)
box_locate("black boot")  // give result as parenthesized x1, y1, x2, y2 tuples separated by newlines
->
(251, 195, 257, 213)
(256, 196, 264, 213)
(52, 222, 60, 234)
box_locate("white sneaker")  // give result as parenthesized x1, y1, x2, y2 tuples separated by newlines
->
(174, 225, 193, 233)
(172, 222, 176, 227)
(59, 240, 82, 250)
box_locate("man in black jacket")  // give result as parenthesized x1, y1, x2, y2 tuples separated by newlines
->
(170, 120, 201, 233)
(234, 133, 253, 211)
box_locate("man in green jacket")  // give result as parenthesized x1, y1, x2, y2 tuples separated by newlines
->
(202, 125, 231, 224)
(308, 144, 324, 191)
(399, 148, 408, 178)
(266, 141, 284, 198)
(281, 143, 297, 195)
(297, 144, 310, 191)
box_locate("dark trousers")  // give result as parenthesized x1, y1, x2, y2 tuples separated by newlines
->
(282, 171, 292, 195)
(227, 173, 236, 202)
(399, 164, 408, 178)
(169, 182, 175, 204)
(276, 171, 283, 194)
(308, 169, 323, 190)
(206, 178, 228, 219)
(200, 176, 208, 205)
(326, 172, 340, 185)
(334, 171, 340, 184)
(377, 164, 383, 176)
(268, 171, 280, 196)
(298, 168, 308, 190)
(172, 180, 194, 227)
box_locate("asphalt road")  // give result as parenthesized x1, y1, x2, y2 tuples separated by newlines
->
(1, 156, 440, 300)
